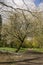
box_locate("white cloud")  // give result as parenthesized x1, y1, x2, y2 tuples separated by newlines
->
(38, 3, 43, 11)
(24, 0, 36, 11)
(13, 0, 36, 11)
(3, 0, 36, 11)
(0, 0, 37, 11)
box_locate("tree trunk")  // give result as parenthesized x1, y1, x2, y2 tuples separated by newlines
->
(0, 15, 2, 41)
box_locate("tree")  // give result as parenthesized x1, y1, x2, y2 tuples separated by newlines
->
(0, 0, 43, 52)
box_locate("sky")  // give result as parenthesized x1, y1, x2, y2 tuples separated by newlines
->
(13, 0, 43, 11)
(34, 0, 43, 6)
(0, 0, 43, 11)
(7, 0, 43, 11)
(0, 0, 43, 23)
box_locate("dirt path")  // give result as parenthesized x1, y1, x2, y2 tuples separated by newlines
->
(0, 50, 43, 65)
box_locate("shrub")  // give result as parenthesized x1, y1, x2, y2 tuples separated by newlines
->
(22, 38, 33, 48)
(34, 35, 43, 48)
(0, 41, 3, 47)
(32, 37, 40, 48)
(9, 39, 21, 48)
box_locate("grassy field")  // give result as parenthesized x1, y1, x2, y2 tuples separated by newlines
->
(0, 47, 43, 52)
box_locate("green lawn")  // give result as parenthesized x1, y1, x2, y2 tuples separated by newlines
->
(19, 48, 43, 52)
(0, 47, 43, 52)
(31, 48, 43, 52)
(0, 47, 16, 52)
(0, 47, 28, 52)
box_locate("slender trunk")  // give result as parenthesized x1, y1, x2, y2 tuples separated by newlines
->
(0, 15, 2, 41)
(16, 41, 23, 52)
(16, 36, 26, 52)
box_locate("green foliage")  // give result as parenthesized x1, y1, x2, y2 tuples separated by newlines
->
(32, 38, 39, 48)
(34, 35, 43, 48)
(0, 35, 43, 48)
(23, 39, 33, 48)
(22, 37, 42, 48)
(0, 41, 3, 47)
(9, 38, 21, 48)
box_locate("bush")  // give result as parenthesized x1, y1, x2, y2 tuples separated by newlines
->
(9, 39, 21, 48)
(32, 37, 40, 48)
(34, 36, 43, 48)
(22, 38, 33, 48)
(0, 41, 3, 47)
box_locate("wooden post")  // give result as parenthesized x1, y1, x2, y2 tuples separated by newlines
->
(0, 15, 2, 41)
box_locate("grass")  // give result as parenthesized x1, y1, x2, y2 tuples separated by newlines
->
(31, 48, 43, 52)
(0, 47, 16, 52)
(19, 48, 43, 53)
(0, 47, 43, 52)
(0, 47, 28, 52)
(19, 47, 28, 52)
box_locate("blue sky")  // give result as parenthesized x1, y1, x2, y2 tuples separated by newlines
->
(34, 0, 43, 6)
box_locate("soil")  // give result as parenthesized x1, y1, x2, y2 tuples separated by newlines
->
(0, 50, 43, 65)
